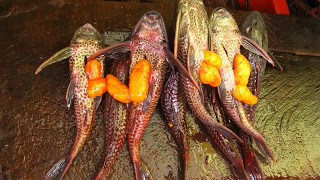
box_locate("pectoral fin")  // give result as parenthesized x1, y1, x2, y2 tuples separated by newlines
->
(88, 41, 131, 61)
(66, 79, 75, 109)
(241, 35, 281, 69)
(187, 45, 204, 102)
(174, 10, 182, 59)
(164, 47, 200, 91)
(35, 46, 72, 74)
(267, 51, 283, 71)
(94, 96, 102, 111)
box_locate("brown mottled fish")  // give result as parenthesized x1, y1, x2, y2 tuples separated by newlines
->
(95, 55, 130, 180)
(209, 8, 281, 162)
(203, 86, 249, 180)
(88, 11, 173, 180)
(161, 66, 189, 180)
(238, 11, 277, 179)
(35, 23, 104, 180)
(172, 0, 242, 142)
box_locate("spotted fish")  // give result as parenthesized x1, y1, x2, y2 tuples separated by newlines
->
(203, 86, 249, 180)
(238, 11, 277, 179)
(88, 11, 175, 180)
(95, 55, 130, 180)
(161, 66, 189, 180)
(171, 0, 242, 142)
(209, 8, 281, 162)
(35, 23, 104, 180)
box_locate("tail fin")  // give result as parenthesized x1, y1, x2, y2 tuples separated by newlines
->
(44, 154, 73, 180)
(133, 159, 153, 180)
(254, 135, 275, 163)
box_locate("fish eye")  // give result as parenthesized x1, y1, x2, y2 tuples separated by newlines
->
(253, 20, 257, 26)
(246, 26, 252, 34)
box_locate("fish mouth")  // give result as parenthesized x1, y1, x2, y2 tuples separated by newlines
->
(72, 23, 102, 42)
(212, 7, 230, 18)
(132, 10, 168, 43)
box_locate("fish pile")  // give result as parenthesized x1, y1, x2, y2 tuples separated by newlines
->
(35, 1, 282, 179)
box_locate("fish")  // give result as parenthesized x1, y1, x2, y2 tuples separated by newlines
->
(95, 55, 130, 180)
(35, 23, 104, 180)
(88, 11, 174, 180)
(172, 0, 242, 142)
(203, 86, 249, 180)
(209, 8, 281, 162)
(161, 66, 189, 180)
(238, 11, 272, 179)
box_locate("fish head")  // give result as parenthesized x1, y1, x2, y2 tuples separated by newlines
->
(132, 11, 168, 43)
(71, 23, 102, 44)
(210, 8, 239, 34)
(240, 11, 268, 50)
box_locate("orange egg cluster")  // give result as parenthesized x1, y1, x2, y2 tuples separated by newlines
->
(233, 54, 257, 105)
(86, 59, 151, 103)
(86, 59, 107, 98)
(106, 74, 132, 103)
(199, 50, 222, 87)
(129, 59, 150, 103)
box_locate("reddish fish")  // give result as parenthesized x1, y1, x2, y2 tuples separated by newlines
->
(161, 67, 189, 180)
(88, 11, 175, 180)
(203, 86, 249, 180)
(95, 55, 130, 180)
(35, 23, 104, 180)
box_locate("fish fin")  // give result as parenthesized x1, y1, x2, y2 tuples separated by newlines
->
(214, 125, 243, 143)
(88, 41, 131, 61)
(174, 9, 182, 59)
(253, 134, 275, 163)
(164, 47, 200, 90)
(44, 154, 71, 180)
(35, 46, 72, 74)
(66, 79, 76, 109)
(94, 96, 102, 111)
(187, 44, 204, 102)
(133, 158, 154, 180)
(241, 35, 276, 67)
(242, 147, 264, 179)
(267, 51, 283, 71)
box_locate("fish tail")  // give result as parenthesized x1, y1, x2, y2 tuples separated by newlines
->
(254, 134, 275, 163)
(133, 158, 153, 180)
(44, 154, 73, 180)
(242, 148, 264, 179)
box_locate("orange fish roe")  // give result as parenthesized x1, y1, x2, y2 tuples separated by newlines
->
(233, 54, 251, 85)
(203, 50, 222, 68)
(85, 59, 101, 80)
(129, 59, 151, 103)
(106, 74, 132, 103)
(87, 77, 108, 98)
(233, 54, 258, 105)
(209, 67, 221, 87)
(199, 62, 215, 84)
(199, 50, 222, 87)
(233, 84, 257, 105)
